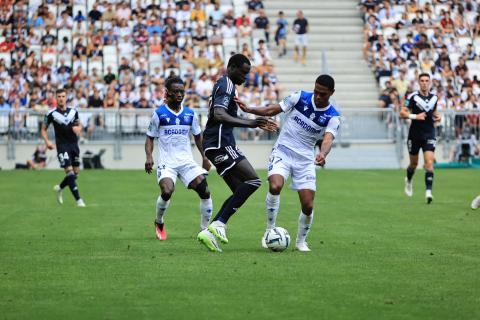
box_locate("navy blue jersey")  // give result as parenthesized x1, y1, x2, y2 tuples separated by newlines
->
(44, 107, 80, 146)
(203, 75, 238, 150)
(406, 91, 438, 139)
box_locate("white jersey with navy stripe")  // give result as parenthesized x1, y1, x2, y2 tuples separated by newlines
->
(146, 104, 201, 167)
(277, 90, 341, 160)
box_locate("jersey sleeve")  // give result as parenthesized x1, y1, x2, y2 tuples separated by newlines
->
(325, 116, 341, 137)
(73, 110, 80, 125)
(212, 80, 233, 109)
(279, 91, 301, 112)
(146, 111, 160, 137)
(191, 112, 202, 136)
(405, 93, 416, 110)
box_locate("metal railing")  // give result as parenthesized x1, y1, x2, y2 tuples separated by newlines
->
(1, 108, 478, 162)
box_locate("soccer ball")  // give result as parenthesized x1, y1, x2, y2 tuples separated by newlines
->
(264, 227, 290, 252)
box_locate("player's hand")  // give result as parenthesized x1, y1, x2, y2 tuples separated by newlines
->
(255, 117, 278, 132)
(416, 112, 427, 121)
(315, 153, 326, 167)
(145, 156, 154, 174)
(433, 112, 442, 122)
(72, 125, 82, 135)
(202, 157, 212, 171)
(234, 97, 250, 113)
(45, 141, 54, 150)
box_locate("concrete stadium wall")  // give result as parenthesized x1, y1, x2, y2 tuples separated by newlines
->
(0, 141, 275, 170)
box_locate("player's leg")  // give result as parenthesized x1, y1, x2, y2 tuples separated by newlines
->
(154, 176, 175, 240)
(296, 189, 315, 252)
(260, 174, 285, 248)
(291, 161, 316, 252)
(189, 175, 213, 231)
(405, 139, 420, 197)
(423, 149, 435, 204)
(72, 165, 85, 207)
(209, 158, 261, 244)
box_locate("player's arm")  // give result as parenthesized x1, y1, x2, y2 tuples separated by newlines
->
(315, 116, 340, 167)
(433, 103, 441, 122)
(191, 113, 211, 170)
(193, 134, 212, 171)
(400, 95, 426, 120)
(40, 114, 54, 150)
(213, 107, 277, 132)
(145, 135, 155, 174)
(72, 117, 82, 135)
(234, 97, 282, 116)
(145, 111, 159, 174)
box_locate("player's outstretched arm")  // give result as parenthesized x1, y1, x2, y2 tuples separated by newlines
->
(315, 132, 334, 167)
(144, 135, 155, 174)
(213, 108, 278, 132)
(40, 123, 54, 150)
(193, 134, 211, 171)
(234, 97, 283, 116)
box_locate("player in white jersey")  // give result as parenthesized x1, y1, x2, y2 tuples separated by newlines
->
(145, 77, 214, 244)
(236, 75, 340, 251)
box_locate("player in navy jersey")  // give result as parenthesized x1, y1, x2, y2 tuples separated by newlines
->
(197, 54, 278, 252)
(41, 89, 86, 207)
(236, 75, 340, 251)
(145, 77, 214, 244)
(400, 73, 441, 204)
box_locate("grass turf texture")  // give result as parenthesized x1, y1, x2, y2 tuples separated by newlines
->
(0, 169, 479, 320)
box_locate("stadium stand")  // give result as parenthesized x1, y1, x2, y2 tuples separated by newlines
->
(0, 0, 280, 139)
(360, 0, 479, 140)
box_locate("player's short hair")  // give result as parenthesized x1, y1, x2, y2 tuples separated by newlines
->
(315, 74, 335, 91)
(56, 89, 66, 96)
(165, 76, 185, 91)
(419, 73, 431, 80)
(227, 53, 251, 68)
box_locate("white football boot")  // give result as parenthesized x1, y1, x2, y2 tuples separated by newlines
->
(295, 242, 311, 252)
(425, 190, 433, 204)
(53, 185, 63, 204)
(471, 196, 480, 210)
(404, 177, 413, 197)
(208, 220, 228, 244)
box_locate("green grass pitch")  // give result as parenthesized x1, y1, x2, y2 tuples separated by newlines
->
(0, 169, 479, 319)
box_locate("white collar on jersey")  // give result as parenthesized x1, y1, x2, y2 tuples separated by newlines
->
(311, 95, 331, 111)
(165, 104, 183, 116)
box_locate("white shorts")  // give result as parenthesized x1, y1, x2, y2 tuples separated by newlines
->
(295, 34, 308, 47)
(267, 145, 316, 191)
(156, 161, 207, 187)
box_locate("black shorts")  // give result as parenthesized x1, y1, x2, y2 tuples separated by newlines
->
(57, 144, 80, 168)
(407, 137, 436, 155)
(205, 145, 246, 176)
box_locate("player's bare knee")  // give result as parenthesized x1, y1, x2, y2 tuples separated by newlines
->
(301, 204, 314, 215)
(194, 178, 210, 199)
(269, 183, 282, 195)
(161, 190, 173, 201)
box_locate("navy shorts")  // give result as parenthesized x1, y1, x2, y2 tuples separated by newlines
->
(205, 145, 246, 176)
(407, 137, 436, 155)
(57, 144, 80, 168)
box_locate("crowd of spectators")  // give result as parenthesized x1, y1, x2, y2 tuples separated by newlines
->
(0, 0, 282, 139)
(360, 0, 480, 140)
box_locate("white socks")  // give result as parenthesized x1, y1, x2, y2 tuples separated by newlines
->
(200, 197, 213, 230)
(266, 192, 280, 230)
(156, 196, 170, 224)
(296, 211, 313, 244)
